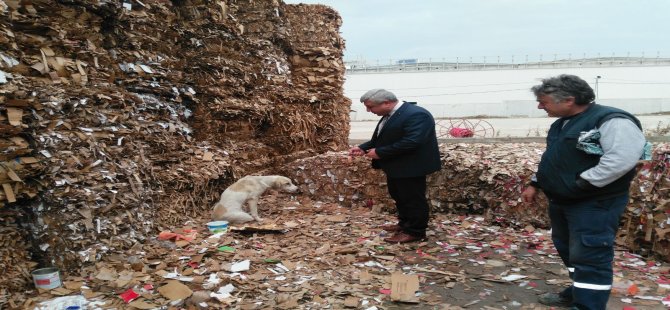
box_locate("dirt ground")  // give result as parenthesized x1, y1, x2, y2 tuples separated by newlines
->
(373, 222, 667, 310)
(380, 245, 665, 310)
(29, 192, 669, 309)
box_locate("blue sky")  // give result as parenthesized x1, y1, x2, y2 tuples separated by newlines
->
(283, 0, 670, 62)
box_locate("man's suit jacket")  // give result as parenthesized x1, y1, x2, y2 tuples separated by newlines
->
(359, 102, 441, 178)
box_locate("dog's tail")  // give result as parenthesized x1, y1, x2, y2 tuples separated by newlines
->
(212, 202, 254, 223)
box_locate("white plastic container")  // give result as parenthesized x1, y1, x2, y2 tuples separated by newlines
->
(32, 267, 62, 290)
(206, 220, 229, 233)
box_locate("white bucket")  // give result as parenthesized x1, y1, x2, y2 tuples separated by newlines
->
(32, 267, 62, 290)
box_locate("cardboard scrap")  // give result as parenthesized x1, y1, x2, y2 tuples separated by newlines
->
(202, 151, 214, 161)
(6, 107, 23, 126)
(390, 272, 420, 303)
(128, 300, 160, 309)
(343, 296, 359, 307)
(230, 224, 285, 233)
(2, 183, 16, 202)
(157, 280, 193, 301)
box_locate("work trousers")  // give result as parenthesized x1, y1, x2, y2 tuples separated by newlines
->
(549, 194, 629, 310)
(386, 175, 429, 237)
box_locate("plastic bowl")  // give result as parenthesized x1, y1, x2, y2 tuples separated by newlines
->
(207, 221, 229, 233)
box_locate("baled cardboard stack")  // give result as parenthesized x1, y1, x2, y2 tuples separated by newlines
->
(621, 144, 670, 259)
(0, 0, 349, 299)
(280, 144, 550, 226)
(0, 211, 36, 298)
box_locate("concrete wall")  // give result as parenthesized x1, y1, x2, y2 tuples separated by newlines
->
(346, 66, 670, 120)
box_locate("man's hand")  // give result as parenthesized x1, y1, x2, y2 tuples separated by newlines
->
(521, 186, 538, 204)
(349, 146, 366, 157)
(365, 148, 380, 159)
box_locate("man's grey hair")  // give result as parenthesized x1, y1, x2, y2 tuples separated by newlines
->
(531, 74, 595, 106)
(360, 89, 398, 105)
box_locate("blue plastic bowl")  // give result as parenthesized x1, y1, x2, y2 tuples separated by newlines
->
(207, 221, 229, 233)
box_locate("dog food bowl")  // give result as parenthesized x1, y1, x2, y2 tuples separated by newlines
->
(207, 221, 229, 233)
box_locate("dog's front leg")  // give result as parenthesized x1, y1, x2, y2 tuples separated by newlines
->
(248, 198, 262, 221)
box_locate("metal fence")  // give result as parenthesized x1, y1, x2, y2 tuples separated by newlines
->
(345, 52, 670, 74)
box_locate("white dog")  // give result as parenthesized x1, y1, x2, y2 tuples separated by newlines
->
(211, 175, 299, 223)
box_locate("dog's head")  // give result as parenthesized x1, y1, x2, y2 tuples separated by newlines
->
(273, 176, 299, 193)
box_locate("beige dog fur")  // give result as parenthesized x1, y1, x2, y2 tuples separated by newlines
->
(211, 175, 299, 223)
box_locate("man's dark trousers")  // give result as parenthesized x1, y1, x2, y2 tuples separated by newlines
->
(549, 194, 628, 310)
(386, 175, 429, 238)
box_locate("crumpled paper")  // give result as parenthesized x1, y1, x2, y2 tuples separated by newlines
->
(577, 129, 604, 155)
(578, 129, 653, 160)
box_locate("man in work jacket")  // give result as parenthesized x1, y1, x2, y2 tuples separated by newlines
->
(521, 74, 646, 310)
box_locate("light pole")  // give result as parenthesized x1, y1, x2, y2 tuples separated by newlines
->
(595, 75, 602, 99)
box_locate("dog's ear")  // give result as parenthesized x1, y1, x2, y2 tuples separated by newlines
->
(265, 177, 283, 189)
(276, 176, 287, 185)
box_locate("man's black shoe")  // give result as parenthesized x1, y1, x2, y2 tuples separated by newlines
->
(538, 292, 572, 307)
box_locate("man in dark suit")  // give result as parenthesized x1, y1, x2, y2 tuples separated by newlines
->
(349, 89, 441, 243)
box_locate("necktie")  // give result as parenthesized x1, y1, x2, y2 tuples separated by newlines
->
(378, 115, 389, 132)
